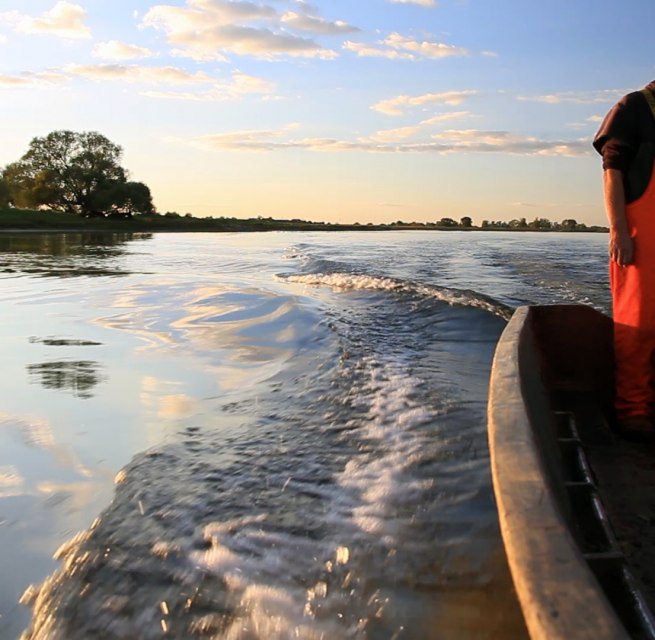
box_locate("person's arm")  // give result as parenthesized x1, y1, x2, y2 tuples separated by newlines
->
(604, 168, 633, 266)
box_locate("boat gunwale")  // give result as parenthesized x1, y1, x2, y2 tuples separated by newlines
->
(487, 304, 628, 640)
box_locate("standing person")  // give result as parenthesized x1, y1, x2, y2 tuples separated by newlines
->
(593, 80, 655, 440)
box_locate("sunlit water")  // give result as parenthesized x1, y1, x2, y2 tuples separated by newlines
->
(0, 230, 610, 639)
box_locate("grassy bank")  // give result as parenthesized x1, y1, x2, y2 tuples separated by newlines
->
(0, 208, 391, 232)
(0, 208, 608, 233)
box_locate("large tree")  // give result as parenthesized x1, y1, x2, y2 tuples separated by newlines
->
(3, 130, 154, 216)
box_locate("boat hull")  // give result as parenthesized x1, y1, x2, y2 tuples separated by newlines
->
(488, 304, 655, 640)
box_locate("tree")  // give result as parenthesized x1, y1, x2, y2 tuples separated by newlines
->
(2, 130, 153, 216)
(0, 175, 10, 208)
(93, 181, 154, 217)
(460, 216, 473, 228)
(528, 217, 552, 230)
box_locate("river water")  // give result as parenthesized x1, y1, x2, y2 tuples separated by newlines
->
(0, 230, 610, 639)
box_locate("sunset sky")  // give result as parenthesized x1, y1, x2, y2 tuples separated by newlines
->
(0, 0, 653, 225)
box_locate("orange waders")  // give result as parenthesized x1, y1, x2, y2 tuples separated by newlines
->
(611, 163, 655, 419)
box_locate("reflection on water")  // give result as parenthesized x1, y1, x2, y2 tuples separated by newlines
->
(0, 232, 152, 278)
(1, 231, 162, 639)
(0, 232, 151, 257)
(27, 360, 104, 399)
(29, 337, 102, 347)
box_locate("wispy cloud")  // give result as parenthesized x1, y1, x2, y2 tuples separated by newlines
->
(141, 71, 276, 101)
(372, 90, 477, 115)
(280, 11, 359, 35)
(0, 1, 91, 39)
(420, 111, 471, 124)
(92, 40, 155, 61)
(0, 60, 275, 101)
(517, 89, 626, 104)
(343, 41, 413, 60)
(0, 70, 69, 88)
(363, 126, 422, 143)
(344, 32, 468, 60)
(362, 111, 472, 143)
(65, 63, 215, 85)
(387, 0, 437, 6)
(141, 0, 353, 61)
(194, 125, 591, 157)
(67, 64, 274, 99)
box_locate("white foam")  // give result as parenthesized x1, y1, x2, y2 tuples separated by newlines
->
(334, 356, 439, 546)
(283, 272, 509, 317)
(190, 514, 351, 639)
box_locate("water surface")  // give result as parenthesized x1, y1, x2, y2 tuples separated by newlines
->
(0, 230, 609, 639)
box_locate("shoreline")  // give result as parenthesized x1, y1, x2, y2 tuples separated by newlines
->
(0, 209, 609, 234)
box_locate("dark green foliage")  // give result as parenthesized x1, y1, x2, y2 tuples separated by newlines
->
(2, 130, 154, 217)
(0, 176, 9, 208)
(92, 181, 154, 217)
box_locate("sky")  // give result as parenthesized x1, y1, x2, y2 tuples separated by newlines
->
(0, 0, 653, 225)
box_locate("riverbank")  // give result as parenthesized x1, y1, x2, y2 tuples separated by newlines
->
(0, 208, 608, 233)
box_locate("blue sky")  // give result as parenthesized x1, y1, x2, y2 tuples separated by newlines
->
(0, 0, 653, 224)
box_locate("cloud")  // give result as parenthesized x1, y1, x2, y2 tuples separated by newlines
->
(194, 125, 591, 157)
(0, 1, 91, 39)
(343, 41, 413, 60)
(385, 33, 468, 58)
(141, 0, 348, 60)
(141, 71, 276, 101)
(372, 90, 477, 115)
(198, 124, 301, 149)
(92, 40, 155, 61)
(0, 70, 69, 88)
(344, 32, 468, 61)
(280, 11, 358, 35)
(0, 59, 274, 101)
(65, 63, 214, 84)
(419, 111, 471, 124)
(362, 111, 471, 143)
(388, 0, 437, 6)
(517, 89, 626, 104)
(431, 128, 591, 156)
(364, 126, 422, 143)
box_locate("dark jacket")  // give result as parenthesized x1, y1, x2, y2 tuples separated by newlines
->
(593, 80, 655, 203)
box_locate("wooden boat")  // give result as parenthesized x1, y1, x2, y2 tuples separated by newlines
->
(487, 304, 655, 640)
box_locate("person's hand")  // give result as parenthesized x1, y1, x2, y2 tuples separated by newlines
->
(609, 229, 634, 266)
